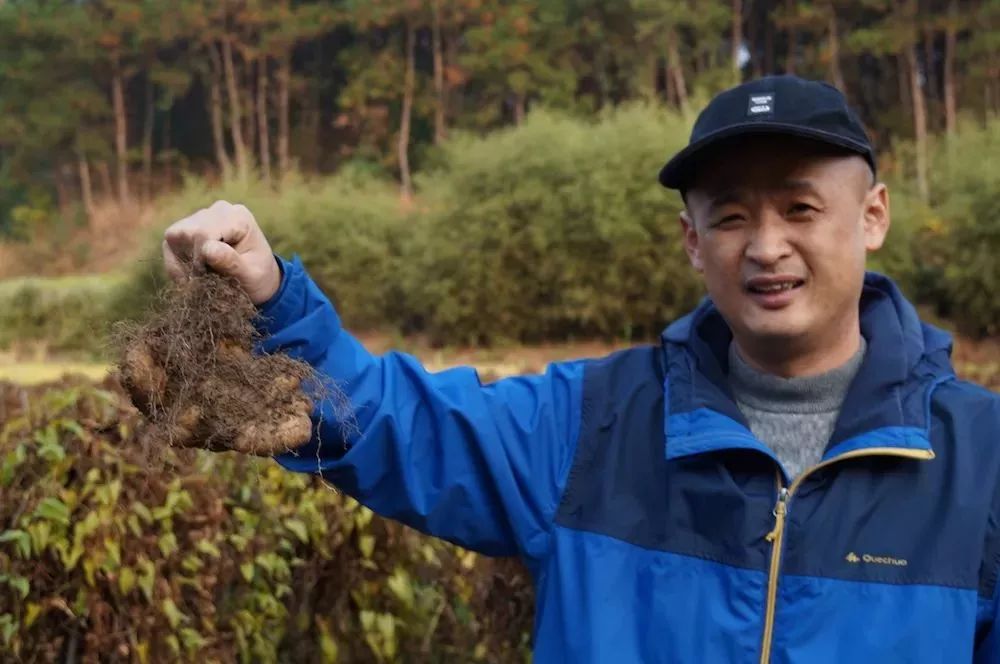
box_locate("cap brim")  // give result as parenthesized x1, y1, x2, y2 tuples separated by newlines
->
(658, 123, 874, 190)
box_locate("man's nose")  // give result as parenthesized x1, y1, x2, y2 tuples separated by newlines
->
(744, 213, 792, 266)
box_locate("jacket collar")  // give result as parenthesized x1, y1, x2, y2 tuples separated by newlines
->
(661, 272, 954, 464)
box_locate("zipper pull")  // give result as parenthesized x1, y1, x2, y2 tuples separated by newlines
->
(775, 487, 789, 515)
(765, 488, 789, 542)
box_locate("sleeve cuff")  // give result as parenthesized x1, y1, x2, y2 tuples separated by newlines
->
(256, 254, 305, 336)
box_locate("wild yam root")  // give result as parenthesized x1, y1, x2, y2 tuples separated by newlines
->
(115, 271, 338, 456)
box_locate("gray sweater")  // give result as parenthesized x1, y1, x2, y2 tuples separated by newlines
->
(728, 337, 867, 479)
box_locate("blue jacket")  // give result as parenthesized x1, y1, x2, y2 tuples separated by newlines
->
(259, 255, 1000, 663)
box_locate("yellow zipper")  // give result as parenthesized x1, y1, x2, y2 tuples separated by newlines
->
(757, 447, 935, 664)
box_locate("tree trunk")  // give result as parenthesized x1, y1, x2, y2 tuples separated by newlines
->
(667, 32, 689, 114)
(111, 51, 130, 203)
(97, 161, 114, 201)
(257, 57, 271, 184)
(54, 165, 71, 215)
(663, 52, 676, 106)
(398, 19, 416, 201)
(923, 29, 938, 118)
(827, 9, 846, 92)
(142, 75, 155, 201)
(747, 0, 761, 78)
(207, 44, 233, 177)
(731, 0, 743, 82)
(432, 0, 447, 144)
(162, 107, 173, 187)
(785, 0, 796, 74)
(643, 52, 659, 101)
(595, 47, 610, 109)
(944, 0, 958, 136)
(906, 44, 930, 200)
(898, 53, 912, 122)
(445, 32, 463, 119)
(764, 13, 775, 73)
(512, 94, 526, 124)
(653, 53, 661, 101)
(244, 60, 256, 162)
(221, 37, 249, 179)
(277, 53, 291, 179)
(77, 155, 95, 219)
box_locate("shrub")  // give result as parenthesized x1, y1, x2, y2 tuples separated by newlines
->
(911, 120, 1000, 335)
(864, 177, 930, 296)
(410, 104, 703, 345)
(0, 379, 533, 662)
(0, 275, 124, 357)
(106, 171, 412, 335)
(6, 116, 999, 353)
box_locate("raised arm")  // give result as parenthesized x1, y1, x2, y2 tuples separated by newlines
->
(162, 202, 585, 560)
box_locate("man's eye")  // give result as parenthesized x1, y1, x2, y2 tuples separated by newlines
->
(715, 215, 743, 227)
(788, 203, 815, 215)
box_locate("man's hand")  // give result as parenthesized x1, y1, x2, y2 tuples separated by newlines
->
(162, 200, 281, 305)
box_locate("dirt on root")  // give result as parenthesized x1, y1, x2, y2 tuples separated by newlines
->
(113, 270, 350, 457)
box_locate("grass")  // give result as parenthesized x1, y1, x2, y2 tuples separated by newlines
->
(0, 361, 108, 385)
(0, 272, 127, 294)
(0, 336, 626, 388)
(0, 336, 994, 389)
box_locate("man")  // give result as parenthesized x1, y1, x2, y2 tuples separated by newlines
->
(163, 76, 1000, 663)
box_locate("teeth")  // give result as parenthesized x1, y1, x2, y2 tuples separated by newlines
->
(754, 282, 797, 293)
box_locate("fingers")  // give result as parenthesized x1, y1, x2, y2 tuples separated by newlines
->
(199, 239, 242, 276)
(219, 203, 253, 247)
(162, 239, 188, 282)
(162, 200, 257, 280)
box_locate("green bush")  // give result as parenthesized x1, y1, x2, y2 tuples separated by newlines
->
(5, 115, 999, 354)
(863, 177, 928, 296)
(106, 171, 412, 335)
(910, 121, 1000, 335)
(0, 380, 532, 662)
(411, 104, 702, 345)
(0, 274, 124, 356)
(106, 105, 704, 347)
(262, 173, 414, 332)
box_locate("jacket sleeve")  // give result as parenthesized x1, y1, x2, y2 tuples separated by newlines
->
(255, 255, 585, 559)
(975, 454, 1000, 662)
(976, 592, 1000, 663)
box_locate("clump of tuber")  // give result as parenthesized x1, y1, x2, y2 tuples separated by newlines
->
(115, 271, 337, 456)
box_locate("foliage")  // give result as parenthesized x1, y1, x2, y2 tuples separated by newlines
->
(0, 275, 125, 357)
(114, 105, 703, 346)
(108, 170, 413, 334)
(411, 104, 702, 344)
(911, 121, 1000, 335)
(0, 379, 533, 662)
(863, 178, 927, 296)
(2, 0, 998, 232)
(3, 115, 1000, 357)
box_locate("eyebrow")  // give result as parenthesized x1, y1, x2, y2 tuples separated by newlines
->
(705, 179, 823, 211)
(775, 179, 823, 197)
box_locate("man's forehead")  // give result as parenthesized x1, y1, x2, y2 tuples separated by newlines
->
(686, 140, 867, 198)
(698, 178, 821, 203)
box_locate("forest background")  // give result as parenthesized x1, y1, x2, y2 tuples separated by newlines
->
(0, 0, 998, 661)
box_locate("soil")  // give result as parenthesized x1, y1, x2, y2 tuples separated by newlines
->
(114, 270, 348, 456)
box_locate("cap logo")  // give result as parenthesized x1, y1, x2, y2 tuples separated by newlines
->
(747, 93, 774, 116)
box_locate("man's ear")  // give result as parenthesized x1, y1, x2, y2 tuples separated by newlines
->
(863, 182, 891, 252)
(679, 210, 704, 272)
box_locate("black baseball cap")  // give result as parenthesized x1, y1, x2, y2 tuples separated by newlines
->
(658, 75, 876, 190)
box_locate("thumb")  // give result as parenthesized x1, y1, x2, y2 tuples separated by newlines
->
(200, 239, 242, 277)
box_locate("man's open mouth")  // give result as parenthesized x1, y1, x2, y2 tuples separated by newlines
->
(745, 278, 806, 295)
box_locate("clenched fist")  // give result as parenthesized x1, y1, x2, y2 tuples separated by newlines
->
(162, 200, 281, 305)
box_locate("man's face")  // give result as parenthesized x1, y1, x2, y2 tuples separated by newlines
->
(680, 136, 890, 357)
